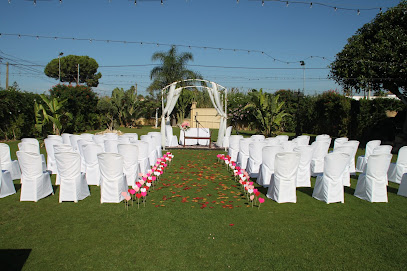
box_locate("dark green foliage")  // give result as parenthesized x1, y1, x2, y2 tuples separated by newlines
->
(0, 85, 40, 140)
(330, 0, 407, 102)
(44, 55, 102, 87)
(49, 84, 101, 133)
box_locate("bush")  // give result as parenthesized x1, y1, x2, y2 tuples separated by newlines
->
(0, 87, 40, 140)
(49, 84, 101, 132)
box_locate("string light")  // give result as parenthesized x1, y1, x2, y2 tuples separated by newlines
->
(310, 2, 312, 8)
(357, 9, 360, 15)
(262, 0, 264, 6)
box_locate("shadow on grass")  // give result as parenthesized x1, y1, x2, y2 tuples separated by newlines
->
(297, 187, 314, 197)
(387, 186, 399, 195)
(0, 249, 31, 271)
(52, 185, 59, 194)
(14, 183, 21, 192)
(345, 186, 355, 195)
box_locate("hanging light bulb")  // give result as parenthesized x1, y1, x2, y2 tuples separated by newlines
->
(357, 9, 360, 15)
(134, 0, 137, 5)
(334, 7, 337, 12)
(262, 0, 264, 7)
(237, 0, 239, 3)
(8, 0, 11, 4)
(379, 7, 382, 13)
(161, 0, 163, 5)
(33, 0, 37, 6)
(59, 0, 62, 3)
(310, 2, 312, 8)
(286, 1, 289, 7)
(36, 36, 39, 40)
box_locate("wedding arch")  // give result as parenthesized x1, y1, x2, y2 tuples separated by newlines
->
(160, 79, 228, 149)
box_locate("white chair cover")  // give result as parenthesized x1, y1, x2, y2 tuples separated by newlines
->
(80, 133, 94, 141)
(310, 140, 330, 176)
(118, 144, 139, 187)
(135, 141, 150, 176)
(356, 140, 381, 173)
(47, 135, 63, 143)
(333, 137, 348, 150)
(55, 151, 90, 203)
(275, 135, 289, 143)
(251, 134, 265, 141)
(342, 140, 360, 175)
(179, 128, 211, 146)
(98, 153, 127, 203)
(312, 152, 349, 204)
(294, 146, 313, 187)
(398, 173, 407, 197)
(265, 137, 280, 146)
(104, 140, 119, 153)
(0, 163, 16, 198)
(18, 142, 46, 171)
(388, 146, 407, 184)
(222, 126, 233, 148)
(165, 125, 178, 147)
(141, 135, 158, 167)
(44, 138, 63, 174)
(236, 138, 252, 169)
(266, 152, 301, 203)
(17, 151, 53, 202)
(257, 145, 283, 187)
(122, 133, 138, 142)
(149, 133, 163, 158)
(54, 144, 75, 185)
(69, 135, 81, 152)
(77, 139, 94, 172)
(228, 135, 244, 161)
(105, 133, 119, 140)
(372, 145, 392, 155)
(246, 141, 267, 178)
(354, 154, 392, 202)
(93, 134, 106, 151)
(21, 138, 40, 149)
(61, 133, 72, 145)
(118, 136, 131, 144)
(282, 140, 298, 152)
(293, 135, 310, 146)
(82, 144, 103, 186)
(333, 146, 354, 187)
(316, 134, 330, 141)
(0, 143, 21, 180)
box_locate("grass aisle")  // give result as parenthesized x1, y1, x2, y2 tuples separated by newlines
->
(1, 149, 407, 270)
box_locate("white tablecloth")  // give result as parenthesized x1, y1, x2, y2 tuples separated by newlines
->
(179, 128, 210, 146)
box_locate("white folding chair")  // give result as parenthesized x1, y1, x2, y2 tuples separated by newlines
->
(257, 145, 283, 187)
(310, 140, 330, 176)
(140, 135, 158, 167)
(333, 145, 355, 187)
(282, 140, 298, 152)
(0, 143, 21, 180)
(312, 152, 349, 204)
(165, 125, 178, 147)
(246, 141, 267, 178)
(251, 134, 265, 141)
(135, 141, 150, 176)
(294, 146, 313, 187)
(80, 133, 94, 141)
(47, 135, 63, 143)
(54, 144, 75, 185)
(17, 151, 53, 202)
(69, 134, 81, 152)
(104, 140, 119, 153)
(342, 140, 359, 175)
(228, 135, 244, 162)
(388, 146, 407, 184)
(0, 163, 16, 198)
(98, 153, 127, 203)
(222, 126, 233, 148)
(18, 142, 46, 171)
(236, 138, 252, 170)
(333, 137, 348, 150)
(105, 133, 118, 140)
(266, 152, 301, 203)
(55, 151, 90, 203)
(372, 145, 392, 155)
(293, 135, 310, 146)
(93, 134, 106, 151)
(354, 154, 392, 202)
(275, 135, 289, 143)
(118, 144, 139, 187)
(265, 137, 280, 146)
(20, 138, 46, 167)
(82, 144, 103, 186)
(44, 138, 62, 173)
(149, 133, 163, 158)
(356, 140, 381, 173)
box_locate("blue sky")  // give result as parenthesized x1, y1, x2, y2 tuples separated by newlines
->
(0, 0, 401, 96)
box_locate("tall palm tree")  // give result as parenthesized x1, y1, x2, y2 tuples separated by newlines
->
(148, 46, 201, 94)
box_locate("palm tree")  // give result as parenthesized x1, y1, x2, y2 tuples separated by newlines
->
(148, 46, 201, 94)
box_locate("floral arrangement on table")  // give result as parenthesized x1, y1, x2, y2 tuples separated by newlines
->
(122, 152, 174, 209)
(178, 121, 190, 132)
(216, 153, 265, 209)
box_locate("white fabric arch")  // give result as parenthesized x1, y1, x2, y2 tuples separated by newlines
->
(160, 79, 228, 148)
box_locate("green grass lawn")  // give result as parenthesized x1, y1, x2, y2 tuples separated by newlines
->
(1, 129, 406, 270)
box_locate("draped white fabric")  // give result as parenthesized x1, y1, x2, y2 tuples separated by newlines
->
(161, 83, 182, 147)
(0, 163, 16, 198)
(118, 144, 139, 187)
(82, 144, 103, 186)
(257, 145, 283, 187)
(160, 80, 227, 148)
(356, 140, 381, 173)
(98, 153, 127, 203)
(354, 154, 392, 202)
(0, 143, 21, 180)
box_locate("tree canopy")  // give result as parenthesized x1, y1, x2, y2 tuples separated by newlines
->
(148, 46, 201, 95)
(44, 55, 102, 87)
(329, 1, 407, 103)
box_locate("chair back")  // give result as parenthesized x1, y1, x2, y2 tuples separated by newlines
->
(365, 140, 381, 158)
(61, 133, 72, 145)
(372, 145, 392, 155)
(16, 151, 43, 178)
(251, 134, 265, 141)
(275, 135, 289, 143)
(104, 140, 119, 153)
(105, 133, 118, 140)
(54, 144, 74, 153)
(396, 146, 407, 166)
(97, 153, 124, 181)
(265, 137, 280, 146)
(311, 141, 330, 159)
(333, 137, 348, 150)
(69, 135, 81, 151)
(83, 144, 103, 166)
(274, 152, 301, 182)
(21, 138, 40, 149)
(55, 151, 81, 181)
(249, 141, 266, 163)
(323, 152, 350, 183)
(136, 141, 149, 160)
(294, 135, 310, 146)
(118, 136, 131, 144)
(18, 142, 40, 154)
(229, 135, 244, 151)
(80, 133, 94, 141)
(225, 126, 232, 137)
(262, 145, 284, 171)
(47, 135, 63, 143)
(0, 143, 12, 164)
(118, 144, 139, 186)
(366, 154, 392, 183)
(282, 140, 298, 152)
